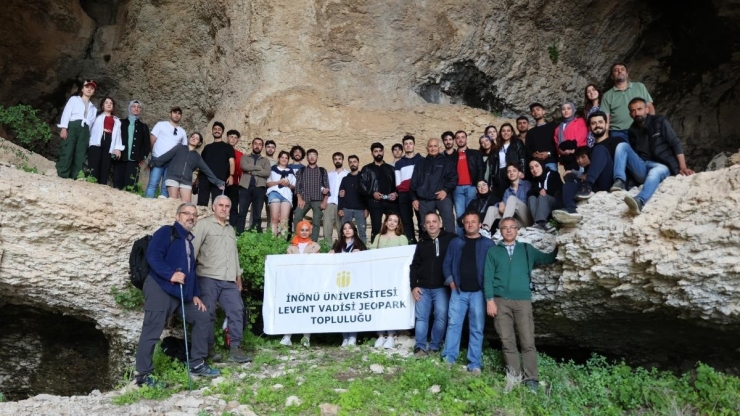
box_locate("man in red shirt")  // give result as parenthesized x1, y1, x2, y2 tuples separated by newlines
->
(226, 130, 243, 227)
(452, 131, 484, 236)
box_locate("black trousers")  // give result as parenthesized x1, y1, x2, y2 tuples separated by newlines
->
(237, 186, 266, 233)
(367, 200, 400, 244)
(113, 160, 141, 190)
(226, 184, 240, 227)
(88, 132, 112, 185)
(197, 178, 223, 207)
(397, 192, 420, 243)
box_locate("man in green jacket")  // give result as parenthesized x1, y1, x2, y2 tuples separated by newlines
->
(484, 217, 558, 391)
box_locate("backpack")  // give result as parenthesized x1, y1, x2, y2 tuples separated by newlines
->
(161, 336, 190, 362)
(129, 225, 178, 289)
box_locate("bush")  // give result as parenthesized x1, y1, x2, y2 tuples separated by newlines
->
(0, 104, 52, 148)
(110, 282, 145, 310)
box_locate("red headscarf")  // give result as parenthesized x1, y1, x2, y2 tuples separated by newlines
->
(290, 220, 313, 245)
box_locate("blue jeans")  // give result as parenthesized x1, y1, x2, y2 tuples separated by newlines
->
(609, 129, 629, 142)
(613, 143, 670, 204)
(145, 165, 169, 198)
(414, 287, 450, 351)
(545, 162, 558, 172)
(442, 290, 486, 371)
(453, 185, 477, 236)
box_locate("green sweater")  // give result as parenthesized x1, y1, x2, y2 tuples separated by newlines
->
(483, 241, 558, 301)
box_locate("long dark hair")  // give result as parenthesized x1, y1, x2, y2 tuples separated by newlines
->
(331, 221, 367, 252)
(380, 213, 404, 237)
(584, 83, 603, 114)
(97, 96, 116, 116)
(495, 123, 516, 151)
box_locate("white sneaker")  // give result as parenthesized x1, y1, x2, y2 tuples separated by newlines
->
(374, 336, 386, 348)
(279, 335, 292, 346)
(157, 195, 167, 199)
(348, 337, 356, 346)
(301, 336, 310, 348)
(341, 338, 349, 347)
(383, 336, 396, 349)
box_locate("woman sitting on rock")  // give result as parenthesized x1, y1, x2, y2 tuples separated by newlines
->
(483, 163, 533, 232)
(479, 126, 497, 182)
(370, 212, 408, 349)
(526, 159, 562, 233)
(584, 84, 602, 147)
(329, 221, 368, 347)
(266, 150, 296, 236)
(151, 132, 224, 202)
(489, 123, 526, 199)
(554, 101, 588, 175)
(281, 220, 321, 348)
(466, 180, 500, 224)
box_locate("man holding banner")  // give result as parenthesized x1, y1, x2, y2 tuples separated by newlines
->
(410, 212, 455, 357)
(441, 211, 493, 375)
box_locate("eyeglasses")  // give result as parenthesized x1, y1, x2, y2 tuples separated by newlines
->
(500, 226, 518, 231)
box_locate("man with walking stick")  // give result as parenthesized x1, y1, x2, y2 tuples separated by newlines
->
(135, 203, 220, 388)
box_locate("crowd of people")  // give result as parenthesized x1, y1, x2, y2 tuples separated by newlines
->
(58, 62, 697, 391)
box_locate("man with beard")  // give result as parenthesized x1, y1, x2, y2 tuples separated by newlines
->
(264, 140, 278, 229)
(552, 111, 621, 225)
(225, 130, 243, 227)
(451, 131, 484, 236)
(237, 138, 271, 233)
(324, 152, 348, 241)
(197, 122, 235, 207)
(338, 155, 369, 243)
(287, 145, 306, 234)
(610, 98, 694, 214)
(394, 135, 423, 243)
(601, 62, 655, 142)
(524, 102, 558, 172)
(441, 131, 456, 157)
(516, 116, 529, 143)
(145, 107, 188, 198)
(359, 142, 399, 242)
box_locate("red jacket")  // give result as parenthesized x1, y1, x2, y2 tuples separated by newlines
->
(553, 117, 588, 150)
(232, 149, 243, 185)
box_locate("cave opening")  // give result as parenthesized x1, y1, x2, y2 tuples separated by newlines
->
(416, 60, 506, 115)
(0, 304, 111, 401)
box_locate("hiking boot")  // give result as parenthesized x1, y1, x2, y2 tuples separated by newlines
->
(524, 380, 539, 392)
(610, 179, 626, 192)
(383, 336, 396, 349)
(301, 336, 311, 348)
(624, 194, 644, 215)
(190, 362, 220, 377)
(575, 182, 594, 200)
(229, 349, 253, 364)
(208, 347, 222, 363)
(552, 209, 582, 226)
(279, 335, 292, 346)
(469, 368, 482, 376)
(374, 336, 386, 348)
(527, 222, 546, 232)
(545, 222, 558, 234)
(413, 348, 428, 358)
(136, 374, 165, 389)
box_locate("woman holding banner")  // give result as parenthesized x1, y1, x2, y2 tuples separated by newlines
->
(281, 220, 320, 347)
(371, 213, 408, 349)
(329, 221, 368, 347)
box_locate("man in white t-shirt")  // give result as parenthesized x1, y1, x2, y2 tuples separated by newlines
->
(324, 152, 348, 241)
(145, 106, 188, 198)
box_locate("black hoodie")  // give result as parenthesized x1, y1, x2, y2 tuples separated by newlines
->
(527, 168, 563, 198)
(409, 229, 456, 289)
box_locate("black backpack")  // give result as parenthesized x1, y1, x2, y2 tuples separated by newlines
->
(129, 226, 178, 289)
(161, 336, 190, 362)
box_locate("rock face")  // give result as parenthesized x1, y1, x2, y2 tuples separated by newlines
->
(1, 0, 738, 168)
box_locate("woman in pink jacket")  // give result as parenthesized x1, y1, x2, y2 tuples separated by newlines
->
(553, 101, 587, 174)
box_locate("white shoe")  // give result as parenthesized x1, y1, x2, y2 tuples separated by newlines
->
(157, 195, 167, 199)
(341, 338, 349, 347)
(279, 335, 292, 346)
(374, 336, 386, 348)
(383, 336, 396, 349)
(348, 337, 357, 346)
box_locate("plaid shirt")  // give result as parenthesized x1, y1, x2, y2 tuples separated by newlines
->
(504, 242, 516, 258)
(296, 165, 330, 202)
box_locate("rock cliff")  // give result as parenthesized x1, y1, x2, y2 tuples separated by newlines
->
(1, 0, 738, 168)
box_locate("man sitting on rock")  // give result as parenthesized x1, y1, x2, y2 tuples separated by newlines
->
(610, 98, 695, 214)
(484, 217, 558, 391)
(135, 203, 219, 387)
(553, 111, 619, 225)
(192, 195, 252, 364)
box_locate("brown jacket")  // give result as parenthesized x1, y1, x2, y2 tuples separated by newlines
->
(287, 242, 321, 254)
(239, 153, 271, 188)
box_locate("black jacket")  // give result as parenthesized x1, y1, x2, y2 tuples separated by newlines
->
(119, 118, 151, 162)
(628, 114, 684, 175)
(528, 169, 563, 198)
(410, 154, 458, 201)
(489, 138, 527, 184)
(450, 148, 485, 185)
(465, 192, 500, 217)
(359, 162, 396, 197)
(409, 229, 456, 289)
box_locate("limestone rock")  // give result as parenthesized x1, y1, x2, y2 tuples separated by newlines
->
(285, 395, 302, 407)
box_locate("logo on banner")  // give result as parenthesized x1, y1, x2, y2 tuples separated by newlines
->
(336, 271, 351, 288)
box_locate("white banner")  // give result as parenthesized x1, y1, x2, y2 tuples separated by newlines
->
(262, 245, 417, 334)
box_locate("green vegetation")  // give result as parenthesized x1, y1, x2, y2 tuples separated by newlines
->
(110, 282, 145, 311)
(0, 391, 4, 403)
(0, 104, 52, 148)
(112, 338, 740, 415)
(548, 42, 560, 65)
